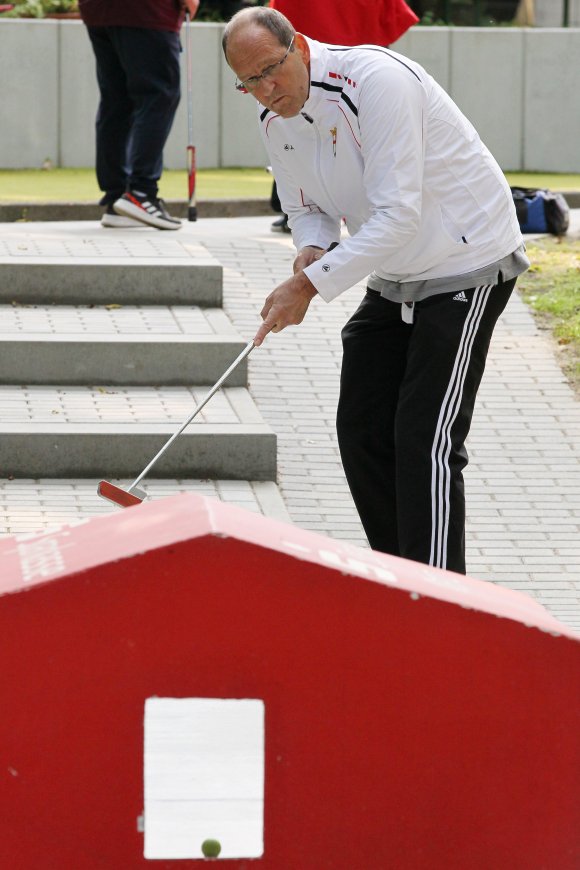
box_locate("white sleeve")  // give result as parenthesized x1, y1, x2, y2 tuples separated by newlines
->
(304, 63, 426, 302)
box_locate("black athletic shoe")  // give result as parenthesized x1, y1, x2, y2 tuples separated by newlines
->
(113, 191, 182, 230)
(271, 214, 291, 233)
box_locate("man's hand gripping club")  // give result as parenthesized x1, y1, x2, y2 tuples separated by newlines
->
(254, 244, 334, 346)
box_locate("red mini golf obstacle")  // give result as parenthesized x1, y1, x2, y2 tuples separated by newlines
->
(0, 493, 578, 869)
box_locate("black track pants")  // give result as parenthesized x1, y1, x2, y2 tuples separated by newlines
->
(336, 279, 516, 574)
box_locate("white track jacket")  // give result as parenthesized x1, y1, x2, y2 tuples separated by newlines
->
(258, 38, 525, 303)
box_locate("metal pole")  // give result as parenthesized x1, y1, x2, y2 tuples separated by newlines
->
(563, 0, 570, 27)
(442, 0, 451, 24)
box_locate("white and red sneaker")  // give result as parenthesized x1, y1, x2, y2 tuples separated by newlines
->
(101, 205, 142, 228)
(113, 190, 182, 230)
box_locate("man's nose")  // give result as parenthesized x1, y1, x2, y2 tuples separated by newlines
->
(258, 76, 277, 97)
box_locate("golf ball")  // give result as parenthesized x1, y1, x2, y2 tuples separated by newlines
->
(201, 838, 222, 858)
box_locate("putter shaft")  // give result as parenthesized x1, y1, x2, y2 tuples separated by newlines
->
(127, 339, 255, 493)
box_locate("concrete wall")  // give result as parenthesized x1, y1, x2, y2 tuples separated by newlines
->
(0, 20, 579, 172)
(535, 0, 580, 26)
(0, 20, 263, 171)
(0, 21, 59, 168)
(522, 28, 580, 172)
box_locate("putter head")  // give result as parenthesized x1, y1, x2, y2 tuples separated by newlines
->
(97, 480, 147, 508)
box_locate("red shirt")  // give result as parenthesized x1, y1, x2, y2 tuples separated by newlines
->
(269, 0, 418, 46)
(79, 0, 184, 33)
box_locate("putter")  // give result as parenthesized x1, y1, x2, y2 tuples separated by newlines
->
(97, 340, 255, 508)
(185, 11, 197, 222)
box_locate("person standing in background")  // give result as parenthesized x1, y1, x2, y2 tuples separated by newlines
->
(267, 0, 418, 232)
(79, 0, 199, 230)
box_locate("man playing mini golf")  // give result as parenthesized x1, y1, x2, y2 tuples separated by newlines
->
(223, 8, 528, 574)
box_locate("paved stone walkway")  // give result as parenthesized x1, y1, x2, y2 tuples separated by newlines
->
(0, 215, 578, 631)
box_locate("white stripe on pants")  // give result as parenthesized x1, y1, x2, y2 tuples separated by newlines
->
(429, 285, 493, 569)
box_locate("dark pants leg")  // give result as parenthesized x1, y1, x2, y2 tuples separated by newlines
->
(337, 279, 516, 573)
(87, 26, 181, 205)
(271, 180, 283, 213)
(337, 292, 410, 557)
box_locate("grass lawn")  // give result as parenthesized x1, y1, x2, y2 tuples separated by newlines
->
(0, 167, 579, 203)
(0, 167, 273, 203)
(504, 173, 580, 191)
(518, 237, 580, 395)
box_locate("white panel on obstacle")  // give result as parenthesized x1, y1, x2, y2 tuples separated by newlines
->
(144, 698, 265, 860)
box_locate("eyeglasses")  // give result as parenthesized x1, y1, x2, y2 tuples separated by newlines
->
(235, 35, 295, 93)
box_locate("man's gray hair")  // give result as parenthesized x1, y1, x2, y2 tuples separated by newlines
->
(222, 7, 296, 60)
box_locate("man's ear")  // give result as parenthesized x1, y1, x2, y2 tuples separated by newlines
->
(294, 32, 310, 64)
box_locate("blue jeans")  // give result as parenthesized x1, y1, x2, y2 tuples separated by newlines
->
(87, 26, 181, 205)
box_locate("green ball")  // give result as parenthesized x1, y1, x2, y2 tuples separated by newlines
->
(201, 838, 222, 858)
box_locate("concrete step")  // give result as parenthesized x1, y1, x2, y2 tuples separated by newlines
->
(0, 306, 249, 385)
(0, 334, 249, 386)
(0, 199, 273, 224)
(0, 423, 276, 480)
(0, 236, 222, 305)
(0, 385, 276, 480)
(0, 222, 282, 499)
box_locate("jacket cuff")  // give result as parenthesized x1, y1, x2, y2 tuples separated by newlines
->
(303, 260, 343, 303)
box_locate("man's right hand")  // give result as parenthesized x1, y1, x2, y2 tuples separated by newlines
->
(254, 271, 318, 347)
(254, 242, 339, 346)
